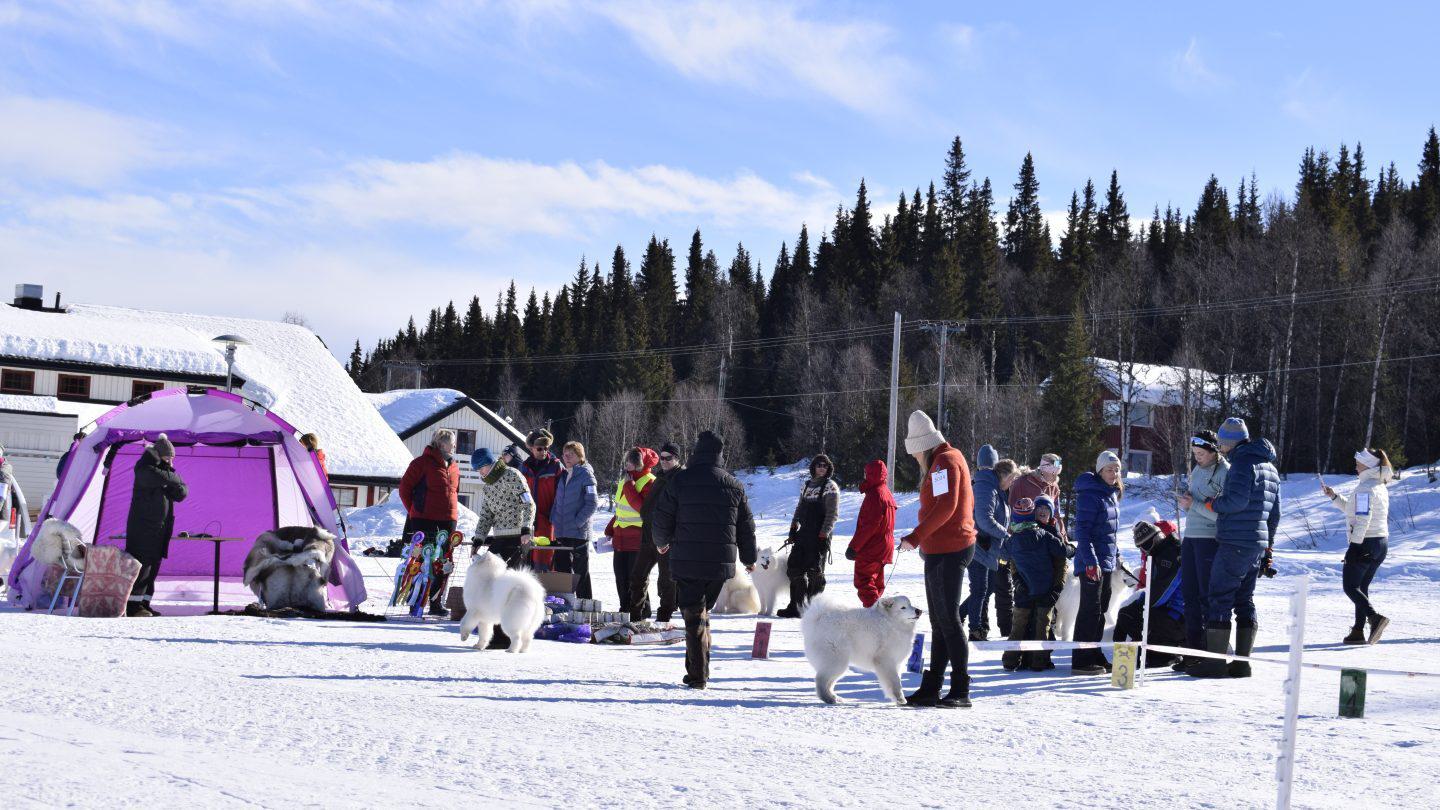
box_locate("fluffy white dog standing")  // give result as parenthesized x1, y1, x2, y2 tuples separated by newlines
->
(751, 546, 790, 616)
(713, 567, 762, 614)
(1054, 567, 1132, 641)
(459, 550, 545, 653)
(801, 594, 923, 705)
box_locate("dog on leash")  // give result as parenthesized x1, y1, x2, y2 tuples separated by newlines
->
(801, 594, 923, 705)
(751, 546, 790, 616)
(459, 549, 545, 653)
(1054, 566, 1133, 641)
(242, 526, 337, 612)
(713, 567, 762, 614)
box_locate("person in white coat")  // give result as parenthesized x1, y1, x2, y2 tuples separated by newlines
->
(1322, 448, 1392, 645)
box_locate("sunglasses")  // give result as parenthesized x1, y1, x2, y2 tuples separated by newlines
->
(1191, 437, 1215, 448)
(659, 454, 675, 461)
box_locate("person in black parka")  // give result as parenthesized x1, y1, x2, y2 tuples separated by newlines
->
(652, 431, 757, 689)
(1112, 519, 1187, 667)
(125, 434, 188, 617)
(777, 454, 838, 618)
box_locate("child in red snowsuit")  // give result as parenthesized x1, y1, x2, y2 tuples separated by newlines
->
(847, 459, 896, 607)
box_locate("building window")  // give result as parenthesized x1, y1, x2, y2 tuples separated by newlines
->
(57, 374, 91, 400)
(0, 369, 35, 394)
(1103, 400, 1152, 428)
(132, 380, 165, 399)
(455, 429, 476, 456)
(1127, 450, 1153, 477)
(375, 486, 391, 504)
(457, 492, 473, 509)
(332, 486, 358, 508)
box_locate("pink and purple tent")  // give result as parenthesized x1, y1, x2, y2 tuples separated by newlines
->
(6, 388, 367, 610)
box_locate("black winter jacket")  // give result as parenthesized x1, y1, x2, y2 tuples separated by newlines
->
(651, 437, 756, 581)
(639, 466, 673, 550)
(125, 446, 188, 563)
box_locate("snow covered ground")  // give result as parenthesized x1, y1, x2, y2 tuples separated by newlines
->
(3, 462, 1438, 807)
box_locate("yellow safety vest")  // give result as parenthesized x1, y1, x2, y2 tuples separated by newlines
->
(613, 472, 655, 529)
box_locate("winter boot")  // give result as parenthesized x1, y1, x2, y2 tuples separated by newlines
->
(939, 673, 972, 708)
(1342, 624, 1367, 645)
(682, 607, 711, 688)
(1029, 651, 1055, 672)
(1186, 625, 1232, 679)
(905, 668, 943, 707)
(776, 578, 808, 619)
(1228, 623, 1256, 678)
(1171, 655, 1192, 672)
(1002, 608, 1031, 671)
(1367, 614, 1390, 645)
(487, 626, 511, 649)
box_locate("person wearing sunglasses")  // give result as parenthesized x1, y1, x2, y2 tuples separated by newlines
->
(777, 454, 839, 618)
(1174, 429, 1228, 670)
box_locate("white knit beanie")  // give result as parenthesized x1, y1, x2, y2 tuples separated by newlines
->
(905, 410, 946, 455)
(1095, 449, 1121, 473)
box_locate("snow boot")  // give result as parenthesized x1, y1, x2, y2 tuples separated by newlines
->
(682, 607, 711, 688)
(1002, 607, 1031, 671)
(1228, 623, 1256, 678)
(1342, 624, 1367, 645)
(776, 578, 807, 618)
(142, 602, 162, 617)
(938, 674, 972, 708)
(1367, 614, 1390, 645)
(905, 668, 943, 707)
(487, 626, 511, 650)
(1186, 626, 1231, 679)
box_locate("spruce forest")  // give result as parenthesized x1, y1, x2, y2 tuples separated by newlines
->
(349, 131, 1440, 492)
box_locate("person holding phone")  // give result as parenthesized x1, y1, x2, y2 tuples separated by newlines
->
(1324, 448, 1392, 645)
(1175, 429, 1228, 670)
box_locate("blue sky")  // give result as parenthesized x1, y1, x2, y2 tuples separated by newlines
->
(1, 1, 1436, 356)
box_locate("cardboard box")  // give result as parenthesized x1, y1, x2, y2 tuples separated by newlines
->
(537, 571, 580, 595)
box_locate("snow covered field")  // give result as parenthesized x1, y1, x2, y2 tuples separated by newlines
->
(3, 463, 1438, 808)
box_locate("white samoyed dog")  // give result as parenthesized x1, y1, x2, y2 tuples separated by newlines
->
(1054, 566, 1133, 641)
(750, 546, 790, 616)
(459, 550, 546, 653)
(801, 594, 923, 706)
(713, 566, 762, 614)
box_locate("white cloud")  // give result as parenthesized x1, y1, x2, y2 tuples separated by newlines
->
(0, 96, 176, 186)
(589, 0, 913, 114)
(1170, 37, 1224, 92)
(292, 153, 838, 244)
(1281, 69, 1343, 126)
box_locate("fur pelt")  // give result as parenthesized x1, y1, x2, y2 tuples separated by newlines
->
(32, 519, 86, 571)
(801, 594, 923, 705)
(242, 526, 336, 612)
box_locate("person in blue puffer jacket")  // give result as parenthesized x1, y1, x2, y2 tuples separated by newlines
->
(1071, 450, 1122, 675)
(1188, 417, 1281, 679)
(965, 455, 1017, 640)
(550, 440, 600, 599)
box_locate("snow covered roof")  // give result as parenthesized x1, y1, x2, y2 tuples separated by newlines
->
(0, 393, 115, 426)
(1091, 357, 1237, 408)
(365, 387, 525, 443)
(0, 302, 413, 481)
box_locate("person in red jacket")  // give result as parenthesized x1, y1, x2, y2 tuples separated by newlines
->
(397, 429, 461, 615)
(846, 459, 896, 607)
(520, 429, 563, 570)
(899, 410, 978, 708)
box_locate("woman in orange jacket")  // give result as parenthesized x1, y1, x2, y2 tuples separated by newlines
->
(899, 410, 978, 708)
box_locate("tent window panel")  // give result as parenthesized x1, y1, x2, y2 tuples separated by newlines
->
(1, 369, 35, 394)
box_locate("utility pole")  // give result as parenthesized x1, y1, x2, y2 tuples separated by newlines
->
(886, 312, 901, 490)
(715, 326, 732, 431)
(936, 323, 949, 434)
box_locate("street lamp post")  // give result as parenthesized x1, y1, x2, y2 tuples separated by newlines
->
(210, 334, 251, 393)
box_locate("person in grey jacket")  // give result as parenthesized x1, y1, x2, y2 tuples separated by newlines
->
(550, 440, 599, 599)
(1175, 429, 1229, 669)
(964, 457, 1017, 640)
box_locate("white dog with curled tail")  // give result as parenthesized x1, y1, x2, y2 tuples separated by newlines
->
(459, 549, 545, 653)
(801, 593, 923, 705)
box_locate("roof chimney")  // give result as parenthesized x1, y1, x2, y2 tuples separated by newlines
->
(13, 283, 43, 310)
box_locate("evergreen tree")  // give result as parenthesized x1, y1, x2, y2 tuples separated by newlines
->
(347, 340, 364, 382)
(1094, 170, 1131, 263)
(1054, 182, 1097, 316)
(1040, 307, 1102, 493)
(1004, 153, 1052, 284)
(1191, 175, 1234, 245)
(940, 136, 971, 242)
(1412, 126, 1440, 239)
(636, 235, 677, 347)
